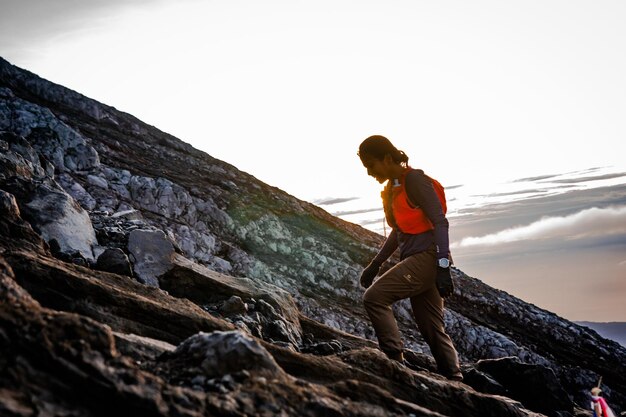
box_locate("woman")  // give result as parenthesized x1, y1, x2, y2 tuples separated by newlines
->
(357, 135, 462, 381)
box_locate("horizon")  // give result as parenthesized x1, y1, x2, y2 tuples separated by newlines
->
(1, 0, 624, 322)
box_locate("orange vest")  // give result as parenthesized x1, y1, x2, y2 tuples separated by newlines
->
(382, 168, 447, 234)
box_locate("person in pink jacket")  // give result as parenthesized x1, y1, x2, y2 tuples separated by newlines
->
(590, 387, 616, 417)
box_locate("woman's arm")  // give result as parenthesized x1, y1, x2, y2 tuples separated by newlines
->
(372, 228, 399, 265)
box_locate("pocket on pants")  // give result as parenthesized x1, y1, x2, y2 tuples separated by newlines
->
(400, 251, 437, 291)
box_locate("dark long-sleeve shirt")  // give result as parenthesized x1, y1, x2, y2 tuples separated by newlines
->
(373, 169, 450, 263)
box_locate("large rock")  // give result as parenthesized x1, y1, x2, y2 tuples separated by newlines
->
(0, 190, 48, 256)
(2, 177, 97, 262)
(164, 330, 285, 378)
(159, 254, 303, 347)
(0, 189, 20, 220)
(23, 183, 97, 262)
(475, 356, 573, 416)
(0, 131, 49, 179)
(127, 229, 175, 287)
(95, 248, 133, 277)
(0, 131, 97, 261)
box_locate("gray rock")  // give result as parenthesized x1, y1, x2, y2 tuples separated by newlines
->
(0, 95, 100, 173)
(95, 248, 132, 277)
(221, 296, 247, 315)
(301, 340, 344, 356)
(58, 174, 97, 211)
(0, 132, 45, 180)
(255, 299, 279, 319)
(169, 330, 284, 378)
(127, 229, 174, 287)
(18, 181, 96, 261)
(265, 319, 298, 345)
(64, 144, 100, 172)
(0, 86, 15, 98)
(0, 189, 20, 219)
(87, 174, 108, 189)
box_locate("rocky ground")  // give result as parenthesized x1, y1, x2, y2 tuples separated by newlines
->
(1, 56, 624, 416)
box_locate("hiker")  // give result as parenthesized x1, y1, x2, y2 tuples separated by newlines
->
(357, 135, 462, 381)
(591, 387, 616, 417)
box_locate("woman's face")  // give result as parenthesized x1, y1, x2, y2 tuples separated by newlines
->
(361, 154, 391, 183)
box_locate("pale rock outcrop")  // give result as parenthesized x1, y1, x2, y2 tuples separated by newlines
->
(0, 132, 97, 261)
(22, 183, 97, 261)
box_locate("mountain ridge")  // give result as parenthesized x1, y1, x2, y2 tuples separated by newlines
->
(1, 56, 624, 416)
(575, 322, 626, 348)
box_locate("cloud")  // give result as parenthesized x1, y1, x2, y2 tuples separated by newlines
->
(312, 196, 360, 206)
(452, 205, 626, 248)
(513, 174, 561, 182)
(509, 168, 622, 187)
(359, 217, 386, 226)
(331, 207, 382, 216)
(472, 189, 549, 198)
(541, 172, 626, 184)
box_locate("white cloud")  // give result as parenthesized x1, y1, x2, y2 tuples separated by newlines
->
(452, 206, 626, 248)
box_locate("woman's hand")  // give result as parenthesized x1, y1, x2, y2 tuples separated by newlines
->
(360, 261, 381, 289)
(436, 266, 454, 298)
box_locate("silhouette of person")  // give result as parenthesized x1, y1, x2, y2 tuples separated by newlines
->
(357, 135, 462, 381)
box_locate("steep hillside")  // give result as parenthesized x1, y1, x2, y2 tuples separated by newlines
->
(1, 56, 624, 416)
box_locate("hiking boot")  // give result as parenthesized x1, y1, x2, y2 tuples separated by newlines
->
(444, 372, 463, 382)
(386, 351, 404, 362)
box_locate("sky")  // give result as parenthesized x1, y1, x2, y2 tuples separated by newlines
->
(1, 0, 625, 322)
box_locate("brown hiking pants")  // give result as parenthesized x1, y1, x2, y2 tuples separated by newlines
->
(363, 247, 462, 379)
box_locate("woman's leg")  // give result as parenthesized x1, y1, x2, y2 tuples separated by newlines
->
(410, 286, 462, 380)
(363, 250, 438, 361)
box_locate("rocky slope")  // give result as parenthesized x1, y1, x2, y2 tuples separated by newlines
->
(1, 56, 624, 416)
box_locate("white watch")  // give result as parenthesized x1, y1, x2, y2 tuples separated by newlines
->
(438, 258, 450, 268)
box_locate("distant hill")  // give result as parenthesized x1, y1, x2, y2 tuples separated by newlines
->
(576, 322, 626, 348)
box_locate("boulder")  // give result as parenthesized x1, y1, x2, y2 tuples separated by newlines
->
(461, 367, 509, 397)
(87, 174, 108, 189)
(2, 177, 97, 262)
(0, 189, 20, 220)
(159, 254, 303, 346)
(95, 248, 133, 276)
(127, 229, 174, 287)
(0, 131, 47, 179)
(476, 356, 574, 416)
(220, 295, 247, 315)
(22, 182, 97, 262)
(0, 132, 97, 261)
(164, 330, 285, 378)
